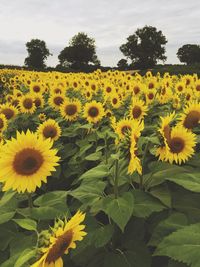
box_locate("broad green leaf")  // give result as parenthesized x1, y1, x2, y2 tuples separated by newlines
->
(79, 164, 110, 180)
(166, 172, 200, 192)
(13, 218, 37, 231)
(133, 190, 165, 218)
(0, 211, 15, 224)
(14, 248, 36, 267)
(0, 191, 16, 208)
(149, 212, 188, 246)
(103, 252, 130, 267)
(34, 191, 67, 206)
(85, 151, 102, 161)
(150, 184, 171, 207)
(92, 224, 114, 248)
(155, 223, 200, 267)
(103, 192, 134, 231)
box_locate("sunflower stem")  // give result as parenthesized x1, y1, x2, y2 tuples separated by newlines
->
(28, 193, 33, 209)
(105, 133, 108, 164)
(114, 159, 119, 198)
(139, 140, 150, 190)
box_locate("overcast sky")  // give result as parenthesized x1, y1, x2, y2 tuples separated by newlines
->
(0, 0, 199, 67)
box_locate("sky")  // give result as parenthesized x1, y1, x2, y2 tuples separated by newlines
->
(0, 0, 199, 67)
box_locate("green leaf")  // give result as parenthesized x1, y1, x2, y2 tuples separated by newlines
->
(13, 218, 37, 231)
(0, 211, 15, 224)
(85, 151, 102, 161)
(103, 192, 134, 231)
(150, 184, 171, 207)
(133, 190, 165, 218)
(14, 248, 36, 267)
(34, 191, 67, 206)
(79, 164, 110, 180)
(0, 191, 16, 208)
(166, 172, 200, 192)
(155, 223, 200, 267)
(149, 212, 188, 246)
(92, 224, 114, 248)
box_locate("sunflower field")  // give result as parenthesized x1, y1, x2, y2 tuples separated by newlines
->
(1, 69, 200, 267)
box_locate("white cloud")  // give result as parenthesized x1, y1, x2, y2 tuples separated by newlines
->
(0, 0, 199, 66)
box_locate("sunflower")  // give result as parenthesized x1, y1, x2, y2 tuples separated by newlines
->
(110, 93, 121, 109)
(37, 119, 61, 141)
(30, 82, 44, 94)
(115, 118, 133, 139)
(31, 211, 86, 267)
(34, 94, 45, 109)
(0, 114, 8, 132)
(60, 99, 81, 121)
(38, 113, 47, 122)
(19, 94, 36, 114)
(129, 98, 148, 120)
(128, 139, 142, 175)
(179, 102, 200, 130)
(162, 125, 196, 164)
(83, 100, 105, 124)
(49, 94, 65, 110)
(175, 82, 185, 95)
(0, 130, 60, 193)
(0, 103, 18, 120)
(159, 112, 176, 145)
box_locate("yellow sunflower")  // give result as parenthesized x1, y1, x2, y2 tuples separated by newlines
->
(83, 100, 105, 124)
(114, 118, 133, 139)
(0, 130, 60, 193)
(162, 125, 196, 164)
(37, 119, 61, 141)
(34, 94, 45, 109)
(0, 103, 18, 120)
(128, 139, 142, 175)
(38, 113, 47, 122)
(129, 98, 148, 120)
(110, 93, 121, 109)
(30, 82, 44, 94)
(49, 94, 65, 110)
(60, 99, 82, 121)
(19, 94, 36, 114)
(31, 211, 86, 267)
(0, 114, 8, 132)
(179, 102, 200, 130)
(159, 112, 176, 145)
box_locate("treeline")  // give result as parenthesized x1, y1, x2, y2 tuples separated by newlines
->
(1, 25, 200, 72)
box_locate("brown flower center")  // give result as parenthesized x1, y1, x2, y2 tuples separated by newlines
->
(91, 84, 96, 90)
(1, 108, 14, 120)
(132, 106, 142, 119)
(177, 86, 183, 92)
(33, 86, 40, 93)
(169, 137, 185, 153)
(13, 148, 44, 175)
(148, 93, 154, 100)
(53, 96, 64, 106)
(34, 98, 42, 107)
(88, 107, 99, 117)
(23, 98, 33, 109)
(112, 98, 118, 105)
(133, 86, 140, 95)
(0, 118, 4, 129)
(43, 126, 57, 139)
(106, 87, 112, 93)
(148, 83, 154, 89)
(183, 111, 200, 129)
(46, 230, 73, 264)
(121, 125, 131, 135)
(12, 99, 19, 107)
(196, 85, 200, 91)
(65, 104, 77, 116)
(54, 88, 62, 94)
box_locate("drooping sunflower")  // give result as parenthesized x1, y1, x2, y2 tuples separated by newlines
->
(163, 125, 196, 164)
(83, 100, 105, 124)
(48, 94, 65, 110)
(0, 103, 18, 120)
(0, 114, 8, 132)
(128, 139, 142, 175)
(60, 99, 82, 121)
(179, 102, 200, 130)
(114, 118, 133, 139)
(19, 94, 36, 114)
(37, 119, 61, 141)
(0, 130, 60, 193)
(31, 211, 86, 267)
(129, 98, 148, 120)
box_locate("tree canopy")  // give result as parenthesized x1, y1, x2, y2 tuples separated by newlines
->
(177, 44, 200, 65)
(120, 26, 167, 69)
(24, 39, 51, 70)
(58, 32, 100, 71)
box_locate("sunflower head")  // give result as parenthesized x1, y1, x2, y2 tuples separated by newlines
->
(83, 100, 105, 124)
(0, 103, 18, 120)
(19, 94, 36, 114)
(37, 119, 61, 141)
(60, 99, 82, 121)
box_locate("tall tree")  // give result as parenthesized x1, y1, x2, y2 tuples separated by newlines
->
(58, 32, 100, 71)
(117, 59, 129, 70)
(24, 39, 51, 69)
(177, 44, 200, 65)
(120, 26, 167, 69)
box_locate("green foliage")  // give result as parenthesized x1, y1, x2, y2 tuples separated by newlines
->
(177, 44, 200, 65)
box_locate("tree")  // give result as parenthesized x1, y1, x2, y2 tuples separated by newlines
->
(120, 26, 167, 69)
(117, 59, 129, 70)
(177, 44, 200, 65)
(24, 39, 51, 69)
(58, 32, 100, 71)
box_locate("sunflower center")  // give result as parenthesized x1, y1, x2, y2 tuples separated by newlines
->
(121, 125, 131, 135)
(106, 87, 112, 93)
(88, 107, 99, 117)
(178, 86, 183, 92)
(148, 83, 154, 89)
(169, 137, 185, 153)
(13, 148, 44, 176)
(33, 86, 40, 93)
(34, 98, 41, 107)
(132, 106, 142, 119)
(12, 99, 19, 107)
(54, 96, 64, 106)
(196, 85, 200, 91)
(112, 98, 118, 105)
(65, 104, 77, 116)
(23, 98, 33, 109)
(0, 118, 4, 129)
(43, 126, 57, 139)
(46, 230, 73, 264)
(55, 88, 62, 94)
(1, 108, 14, 120)
(148, 93, 154, 100)
(133, 86, 140, 94)
(91, 84, 96, 90)
(183, 111, 200, 129)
